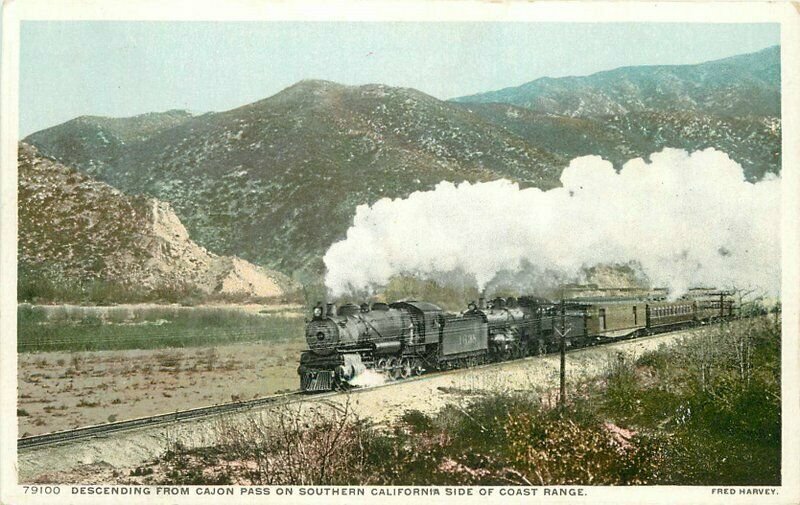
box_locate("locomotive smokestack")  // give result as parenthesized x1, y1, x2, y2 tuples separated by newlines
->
(326, 303, 336, 316)
(478, 297, 486, 310)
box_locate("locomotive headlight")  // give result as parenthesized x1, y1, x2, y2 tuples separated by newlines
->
(313, 306, 323, 318)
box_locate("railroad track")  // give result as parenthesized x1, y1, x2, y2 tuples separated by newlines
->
(17, 390, 313, 451)
(18, 324, 709, 452)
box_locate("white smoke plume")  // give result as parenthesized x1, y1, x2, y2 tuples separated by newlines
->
(324, 148, 780, 298)
(348, 369, 387, 388)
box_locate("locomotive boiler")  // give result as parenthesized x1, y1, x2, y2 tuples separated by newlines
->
(304, 302, 412, 356)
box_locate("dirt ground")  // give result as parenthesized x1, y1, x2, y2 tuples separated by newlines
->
(17, 339, 306, 437)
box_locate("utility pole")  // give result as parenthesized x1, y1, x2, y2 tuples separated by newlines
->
(559, 298, 566, 410)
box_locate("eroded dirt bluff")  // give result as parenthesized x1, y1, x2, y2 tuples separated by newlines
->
(18, 143, 296, 299)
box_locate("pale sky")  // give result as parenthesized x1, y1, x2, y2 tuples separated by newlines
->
(19, 21, 779, 136)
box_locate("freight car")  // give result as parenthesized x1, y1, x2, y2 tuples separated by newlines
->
(298, 291, 735, 392)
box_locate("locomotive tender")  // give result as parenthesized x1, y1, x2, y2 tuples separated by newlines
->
(298, 292, 734, 392)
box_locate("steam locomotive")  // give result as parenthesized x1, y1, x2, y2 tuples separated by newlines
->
(298, 291, 735, 392)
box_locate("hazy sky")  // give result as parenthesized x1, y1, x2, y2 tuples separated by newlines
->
(19, 21, 779, 136)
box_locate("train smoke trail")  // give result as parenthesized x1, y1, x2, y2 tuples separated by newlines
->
(324, 148, 780, 298)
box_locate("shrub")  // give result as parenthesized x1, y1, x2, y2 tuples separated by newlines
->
(210, 399, 372, 485)
(160, 442, 234, 485)
(503, 412, 664, 485)
(400, 410, 434, 433)
(603, 354, 640, 418)
(636, 347, 671, 372)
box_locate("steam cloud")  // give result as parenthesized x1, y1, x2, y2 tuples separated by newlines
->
(348, 369, 388, 388)
(324, 149, 780, 298)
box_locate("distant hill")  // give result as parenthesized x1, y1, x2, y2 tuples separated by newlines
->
(25, 110, 195, 179)
(18, 143, 298, 303)
(458, 103, 780, 179)
(24, 47, 781, 277)
(452, 46, 781, 179)
(453, 46, 780, 118)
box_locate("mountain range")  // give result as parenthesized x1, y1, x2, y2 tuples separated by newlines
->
(23, 46, 781, 283)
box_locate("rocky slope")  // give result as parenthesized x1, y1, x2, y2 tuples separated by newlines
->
(18, 143, 297, 301)
(24, 47, 781, 276)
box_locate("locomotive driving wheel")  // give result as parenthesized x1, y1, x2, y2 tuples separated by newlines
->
(387, 357, 400, 380)
(399, 358, 412, 379)
(376, 358, 388, 371)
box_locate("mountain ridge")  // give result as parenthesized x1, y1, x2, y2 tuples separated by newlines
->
(452, 45, 780, 119)
(23, 46, 781, 278)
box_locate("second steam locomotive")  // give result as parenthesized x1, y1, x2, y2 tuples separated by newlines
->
(298, 291, 734, 392)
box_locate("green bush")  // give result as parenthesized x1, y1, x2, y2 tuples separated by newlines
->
(635, 347, 671, 372)
(603, 354, 641, 418)
(400, 409, 435, 433)
(503, 411, 664, 485)
(602, 318, 781, 485)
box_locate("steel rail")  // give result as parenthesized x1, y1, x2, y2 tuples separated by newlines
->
(17, 391, 316, 451)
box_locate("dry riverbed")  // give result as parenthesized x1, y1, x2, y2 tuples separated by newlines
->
(18, 339, 306, 437)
